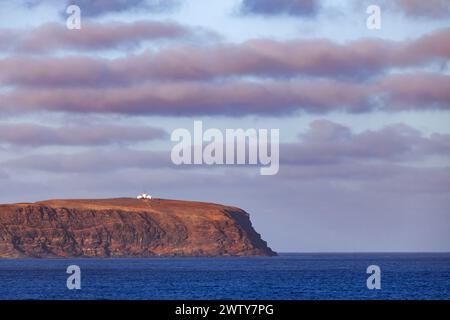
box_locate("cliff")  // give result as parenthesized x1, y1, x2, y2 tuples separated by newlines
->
(0, 198, 276, 258)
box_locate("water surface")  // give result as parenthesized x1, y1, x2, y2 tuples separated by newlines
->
(0, 253, 448, 299)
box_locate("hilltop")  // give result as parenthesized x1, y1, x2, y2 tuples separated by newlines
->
(0, 198, 276, 258)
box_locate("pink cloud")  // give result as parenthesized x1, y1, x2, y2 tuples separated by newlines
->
(5, 20, 214, 54)
(1, 27, 449, 85)
(378, 73, 450, 110)
(0, 74, 447, 116)
(0, 79, 371, 115)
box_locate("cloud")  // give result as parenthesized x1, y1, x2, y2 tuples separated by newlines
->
(282, 120, 450, 166)
(240, 0, 319, 16)
(115, 30, 449, 81)
(71, 0, 180, 17)
(386, 0, 450, 18)
(0, 123, 167, 146)
(0, 29, 18, 51)
(20, 0, 181, 17)
(239, 0, 450, 19)
(2, 20, 212, 54)
(1, 73, 448, 116)
(0, 169, 8, 180)
(4, 120, 449, 177)
(3, 149, 172, 173)
(278, 161, 450, 193)
(378, 73, 450, 111)
(5, 151, 449, 194)
(1, 27, 448, 84)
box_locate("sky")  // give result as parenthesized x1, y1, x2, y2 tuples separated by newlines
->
(0, 0, 449, 252)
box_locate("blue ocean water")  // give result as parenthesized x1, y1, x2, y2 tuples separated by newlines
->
(0, 253, 448, 300)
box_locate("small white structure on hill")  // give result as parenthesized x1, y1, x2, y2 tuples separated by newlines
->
(137, 193, 152, 200)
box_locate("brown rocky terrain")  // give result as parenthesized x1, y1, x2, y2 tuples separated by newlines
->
(0, 198, 276, 258)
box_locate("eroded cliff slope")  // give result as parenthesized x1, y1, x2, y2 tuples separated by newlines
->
(0, 198, 276, 258)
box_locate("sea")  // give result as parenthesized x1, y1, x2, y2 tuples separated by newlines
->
(0, 253, 448, 300)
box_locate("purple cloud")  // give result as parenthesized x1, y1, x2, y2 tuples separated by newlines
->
(0, 123, 167, 146)
(21, 0, 181, 17)
(3, 20, 213, 54)
(0, 169, 8, 180)
(1, 74, 448, 116)
(1, 27, 448, 85)
(3, 149, 172, 173)
(3, 120, 449, 176)
(383, 0, 450, 18)
(70, 0, 180, 17)
(240, 0, 319, 16)
(282, 120, 450, 166)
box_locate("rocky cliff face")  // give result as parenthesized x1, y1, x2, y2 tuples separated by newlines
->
(0, 198, 276, 258)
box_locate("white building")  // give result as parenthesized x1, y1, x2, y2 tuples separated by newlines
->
(137, 193, 152, 200)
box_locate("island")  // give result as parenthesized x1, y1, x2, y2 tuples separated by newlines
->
(0, 198, 276, 258)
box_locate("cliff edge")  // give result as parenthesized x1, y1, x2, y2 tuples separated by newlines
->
(0, 198, 276, 258)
